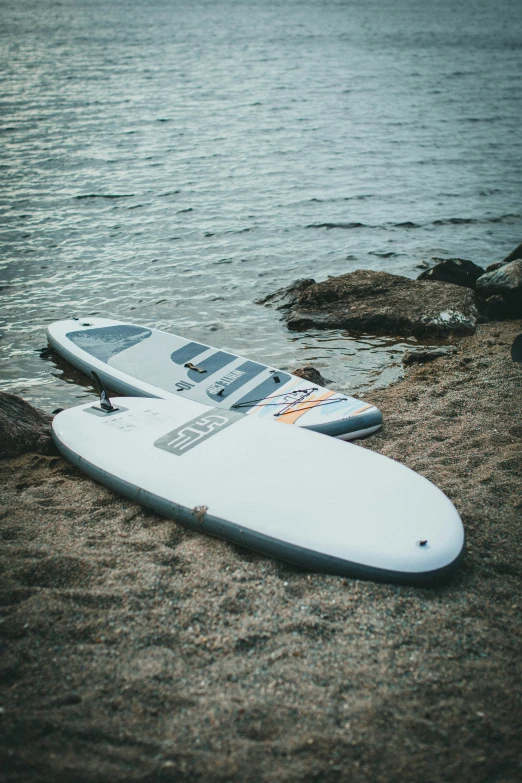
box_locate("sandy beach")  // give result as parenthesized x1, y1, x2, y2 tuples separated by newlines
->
(1, 318, 521, 783)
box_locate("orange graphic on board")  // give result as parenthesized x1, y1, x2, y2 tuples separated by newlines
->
(274, 393, 373, 425)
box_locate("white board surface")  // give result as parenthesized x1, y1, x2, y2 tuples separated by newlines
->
(52, 397, 464, 585)
(47, 317, 382, 440)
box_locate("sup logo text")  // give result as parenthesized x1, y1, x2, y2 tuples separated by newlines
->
(207, 368, 245, 396)
(154, 411, 238, 456)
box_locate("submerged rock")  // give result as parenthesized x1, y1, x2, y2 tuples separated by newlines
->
(417, 258, 485, 289)
(0, 392, 54, 458)
(291, 366, 329, 385)
(277, 270, 483, 339)
(476, 260, 522, 314)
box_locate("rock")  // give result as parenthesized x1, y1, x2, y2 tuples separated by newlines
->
(291, 366, 329, 385)
(486, 242, 522, 272)
(502, 242, 522, 265)
(0, 392, 55, 458)
(485, 295, 513, 321)
(417, 258, 485, 289)
(280, 270, 483, 339)
(512, 334, 522, 363)
(255, 278, 315, 310)
(402, 347, 457, 366)
(476, 260, 522, 314)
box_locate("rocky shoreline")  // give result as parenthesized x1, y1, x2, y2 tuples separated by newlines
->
(1, 311, 521, 781)
(257, 251, 522, 338)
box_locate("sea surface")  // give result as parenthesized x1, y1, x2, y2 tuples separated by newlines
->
(1, 0, 521, 411)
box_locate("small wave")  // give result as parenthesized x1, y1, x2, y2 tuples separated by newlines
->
(431, 214, 520, 226)
(74, 194, 134, 200)
(392, 222, 421, 229)
(306, 222, 367, 230)
(448, 71, 474, 78)
(308, 195, 373, 204)
(432, 217, 478, 226)
(463, 116, 501, 123)
(369, 251, 399, 258)
(485, 213, 522, 224)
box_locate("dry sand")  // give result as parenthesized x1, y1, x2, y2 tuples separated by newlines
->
(1, 319, 521, 783)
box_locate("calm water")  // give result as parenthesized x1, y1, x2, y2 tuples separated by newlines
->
(1, 0, 521, 411)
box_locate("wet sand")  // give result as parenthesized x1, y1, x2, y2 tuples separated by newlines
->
(1, 319, 521, 783)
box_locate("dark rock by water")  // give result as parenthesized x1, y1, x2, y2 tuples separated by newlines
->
(476, 259, 522, 314)
(502, 242, 522, 265)
(417, 257, 485, 289)
(0, 392, 55, 458)
(269, 270, 483, 338)
(485, 294, 514, 321)
(502, 243, 522, 264)
(486, 261, 506, 272)
(486, 241, 522, 272)
(291, 366, 329, 385)
(255, 278, 315, 310)
(402, 346, 458, 365)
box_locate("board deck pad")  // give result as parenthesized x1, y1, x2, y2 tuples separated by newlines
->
(47, 318, 383, 439)
(52, 397, 464, 586)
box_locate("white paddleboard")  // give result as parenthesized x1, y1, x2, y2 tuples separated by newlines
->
(52, 397, 464, 585)
(47, 317, 382, 440)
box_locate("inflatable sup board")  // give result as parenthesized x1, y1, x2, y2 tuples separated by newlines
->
(47, 318, 382, 440)
(52, 396, 464, 585)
